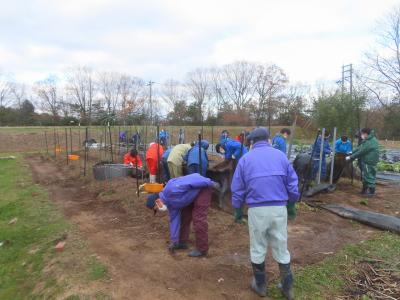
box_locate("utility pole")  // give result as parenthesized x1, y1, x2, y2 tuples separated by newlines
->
(147, 81, 155, 125)
(341, 64, 357, 185)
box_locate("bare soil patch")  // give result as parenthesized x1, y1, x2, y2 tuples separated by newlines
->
(24, 154, 394, 299)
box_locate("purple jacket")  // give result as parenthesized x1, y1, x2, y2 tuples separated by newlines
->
(231, 141, 299, 209)
(159, 173, 214, 243)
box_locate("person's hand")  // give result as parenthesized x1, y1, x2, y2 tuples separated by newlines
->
(345, 156, 351, 161)
(232, 155, 236, 160)
(287, 203, 297, 220)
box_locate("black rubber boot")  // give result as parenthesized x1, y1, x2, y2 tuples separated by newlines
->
(176, 242, 188, 250)
(278, 263, 294, 300)
(188, 249, 207, 257)
(365, 187, 375, 197)
(360, 185, 368, 194)
(251, 262, 267, 297)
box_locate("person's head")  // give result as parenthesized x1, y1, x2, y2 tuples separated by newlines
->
(248, 127, 270, 144)
(146, 193, 159, 210)
(130, 148, 138, 157)
(201, 140, 209, 150)
(146, 193, 167, 213)
(341, 135, 348, 143)
(215, 143, 225, 154)
(360, 128, 371, 140)
(280, 128, 291, 139)
(320, 130, 330, 139)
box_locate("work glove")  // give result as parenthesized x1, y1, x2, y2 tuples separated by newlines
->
(234, 208, 243, 223)
(345, 156, 351, 162)
(232, 155, 236, 160)
(287, 203, 297, 220)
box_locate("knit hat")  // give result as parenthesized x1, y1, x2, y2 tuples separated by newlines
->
(247, 127, 270, 142)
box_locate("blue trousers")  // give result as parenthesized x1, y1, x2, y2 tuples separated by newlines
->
(187, 164, 207, 177)
(312, 158, 327, 181)
(162, 160, 170, 182)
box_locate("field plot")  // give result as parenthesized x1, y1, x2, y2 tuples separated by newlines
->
(0, 128, 399, 299)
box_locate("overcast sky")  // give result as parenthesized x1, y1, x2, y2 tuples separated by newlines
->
(0, 0, 398, 85)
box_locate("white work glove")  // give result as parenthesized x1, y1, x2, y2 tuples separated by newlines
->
(129, 162, 133, 167)
(345, 156, 351, 161)
(232, 155, 236, 159)
(158, 204, 168, 212)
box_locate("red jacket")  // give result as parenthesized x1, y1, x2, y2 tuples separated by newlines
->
(124, 153, 143, 167)
(146, 143, 164, 161)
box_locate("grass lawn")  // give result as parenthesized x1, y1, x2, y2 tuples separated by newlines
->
(0, 155, 109, 299)
(269, 232, 400, 299)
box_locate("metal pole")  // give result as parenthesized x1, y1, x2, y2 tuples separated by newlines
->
(317, 128, 325, 184)
(53, 128, 57, 158)
(69, 128, 73, 154)
(156, 125, 160, 183)
(44, 131, 49, 155)
(108, 122, 114, 163)
(56, 130, 60, 155)
(65, 128, 69, 165)
(329, 127, 337, 185)
(351, 129, 354, 184)
(84, 127, 88, 176)
(198, 132, 202, 176)
(240, 131, 244, 158)
(287, 115, 297, 159)
(78, 126, 81, 153)
(211, 126, 214, 152)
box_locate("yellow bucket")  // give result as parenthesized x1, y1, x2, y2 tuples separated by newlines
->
(143, 183, 164, 193)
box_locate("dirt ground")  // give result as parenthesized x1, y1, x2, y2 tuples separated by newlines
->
(25, 154, 400, 300)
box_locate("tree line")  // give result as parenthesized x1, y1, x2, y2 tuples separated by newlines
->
(1, 7, 400, 139)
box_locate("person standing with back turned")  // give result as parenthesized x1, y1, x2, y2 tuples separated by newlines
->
(231, 127, 299, 299)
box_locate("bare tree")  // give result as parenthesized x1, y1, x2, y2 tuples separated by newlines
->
(33, 77, 59, 123)
(221, 61, 257, 111)
(208, 67, 227, 114)
(162, 79, 186, 108)
(119, 75, 145, 123)
(66, 66, 95, 124)
(10, 82, 27, 109)
(98, 71, 121, 117)
(0, 73, 12, 107)
(253, 63, 288, 126)
(364, 6, 400, 107)
(186, 68, 211, 123)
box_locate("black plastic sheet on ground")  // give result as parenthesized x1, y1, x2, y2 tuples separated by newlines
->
(320, 203, 400, 234)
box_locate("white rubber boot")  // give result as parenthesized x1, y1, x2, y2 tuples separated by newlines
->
(149, 174, 156, 183)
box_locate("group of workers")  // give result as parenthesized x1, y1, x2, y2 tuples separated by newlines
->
(311, 128, 379, 196)
(122, 126, 379, 299)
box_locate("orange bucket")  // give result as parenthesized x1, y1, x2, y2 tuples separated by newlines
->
(68, 154, 80, 161)
(143, 183, 164, 193)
